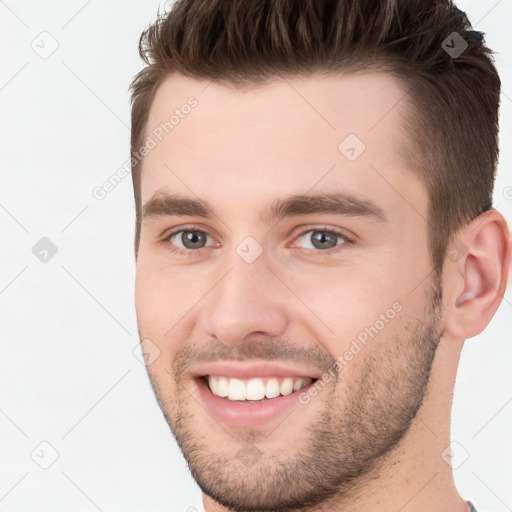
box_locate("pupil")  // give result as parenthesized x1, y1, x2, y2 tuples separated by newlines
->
(183, 231, 206, 249)
(311, 231, 337, 249)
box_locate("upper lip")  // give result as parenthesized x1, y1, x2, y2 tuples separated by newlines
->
(191, 362, 322, 380)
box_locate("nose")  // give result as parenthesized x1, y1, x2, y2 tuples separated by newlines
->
(198, 252, 289, 347)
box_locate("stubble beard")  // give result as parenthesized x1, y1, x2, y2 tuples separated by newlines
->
(146, 276, 443, 511)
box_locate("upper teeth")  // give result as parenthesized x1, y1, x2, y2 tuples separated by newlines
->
(206, 376, 313, 401)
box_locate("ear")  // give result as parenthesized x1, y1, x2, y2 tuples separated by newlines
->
(443, 209, 512, 340)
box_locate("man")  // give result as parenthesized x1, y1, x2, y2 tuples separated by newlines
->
(130, 1, 511, 511)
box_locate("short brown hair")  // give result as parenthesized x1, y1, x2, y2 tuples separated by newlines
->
(130, 0, 500, 270)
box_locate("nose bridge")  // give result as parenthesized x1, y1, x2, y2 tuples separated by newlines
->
(200, 248, 288, 346)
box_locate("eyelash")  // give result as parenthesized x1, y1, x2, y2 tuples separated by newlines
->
(161, 224, 355, 257)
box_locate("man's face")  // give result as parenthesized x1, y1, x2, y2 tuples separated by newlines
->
(135, 72, 444, 510)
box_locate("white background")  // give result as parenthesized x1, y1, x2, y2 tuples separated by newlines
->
(0, 1, 511, 511)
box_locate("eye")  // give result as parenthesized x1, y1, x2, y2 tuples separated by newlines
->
(168, 229, 214, 250)
(294, 228, 351, 252)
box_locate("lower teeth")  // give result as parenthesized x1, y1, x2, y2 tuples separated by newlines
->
(224, 397, 269, 402)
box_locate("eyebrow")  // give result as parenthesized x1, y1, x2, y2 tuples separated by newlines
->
(141, 191, 389, 224)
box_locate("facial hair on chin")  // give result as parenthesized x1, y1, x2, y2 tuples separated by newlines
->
(146, 277, 443, 511)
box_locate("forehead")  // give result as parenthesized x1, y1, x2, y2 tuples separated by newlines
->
(140, 71, 425, 222)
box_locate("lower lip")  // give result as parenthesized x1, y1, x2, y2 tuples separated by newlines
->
(194, 377, 315, 428)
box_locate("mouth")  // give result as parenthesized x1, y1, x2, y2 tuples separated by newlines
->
(192, 368, 319, 427)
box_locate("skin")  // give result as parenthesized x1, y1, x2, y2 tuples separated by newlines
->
(134, 71, 512, 512)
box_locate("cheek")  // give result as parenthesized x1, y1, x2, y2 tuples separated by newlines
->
(135, 255, 199, 325)
(281, 261, 408, 344)
(135, 263, 177, 357)
(135, 256, 214, 368)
